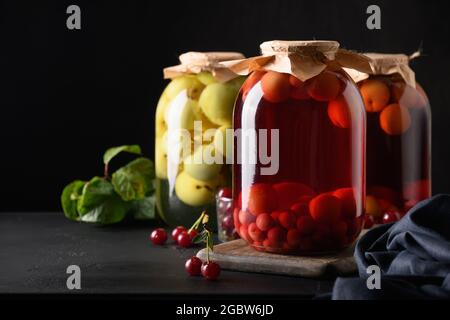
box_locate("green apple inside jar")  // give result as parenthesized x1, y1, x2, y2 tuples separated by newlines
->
(155, 52, 246, 229)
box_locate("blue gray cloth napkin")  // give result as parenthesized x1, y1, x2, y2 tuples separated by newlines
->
(332, 194, 450, 299)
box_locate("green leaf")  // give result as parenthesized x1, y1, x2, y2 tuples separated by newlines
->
(80, 193, 131, 225)
(61, 180, 86, 221)
(77, 177, 115, 215)
(75, 177, 131, 225)
(131, 196, 156, 220)
(103, 145, 142, 166)
(111, 157, 155, 201)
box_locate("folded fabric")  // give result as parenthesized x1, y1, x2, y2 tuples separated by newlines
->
(332, 194, 450, 299)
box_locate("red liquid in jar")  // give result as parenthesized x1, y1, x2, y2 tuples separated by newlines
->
(364, 77, 431, 220)
(233, 68, 366, 254)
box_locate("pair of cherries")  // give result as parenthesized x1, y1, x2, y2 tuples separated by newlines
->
(150, 226, 198, 248)
(185, 257, 221, 280)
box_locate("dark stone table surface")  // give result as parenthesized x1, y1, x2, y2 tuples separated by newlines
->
(0, 212, 334, 297)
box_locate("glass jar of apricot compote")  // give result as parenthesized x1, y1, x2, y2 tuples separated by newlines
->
(348, 53, 431, 226)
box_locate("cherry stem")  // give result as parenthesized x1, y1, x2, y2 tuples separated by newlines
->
(188, 211, 212, 263)
(206, 232, 210, 263)
(188, 211, 206, 233)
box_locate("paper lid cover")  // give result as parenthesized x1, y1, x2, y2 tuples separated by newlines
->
(343, 51, 420, 86)
(163, 51, 245, 82)
(223, 40, 371, 82)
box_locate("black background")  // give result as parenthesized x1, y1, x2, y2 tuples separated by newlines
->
(0, 0, 449, 212)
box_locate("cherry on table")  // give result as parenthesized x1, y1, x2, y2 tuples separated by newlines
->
(172, 226, 187, 243)
(201, 261, 221, 280)
(185, 256, 202, 276)
(217, 187, 232, 199)
(177, 231, 192, 248)
(150, 228, 167, 245)
(188, 229, 199, 239)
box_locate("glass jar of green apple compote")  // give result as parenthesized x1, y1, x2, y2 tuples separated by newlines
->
(155, 52, 245, 229)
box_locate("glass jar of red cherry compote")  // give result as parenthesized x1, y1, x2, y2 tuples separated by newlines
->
(232, 41, 366, 254)
(353, 54, 431, 224)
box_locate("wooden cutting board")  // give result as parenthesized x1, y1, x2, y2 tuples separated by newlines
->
(196, 238, 360, 278)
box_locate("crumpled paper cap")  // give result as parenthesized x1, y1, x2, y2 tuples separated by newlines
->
(343, 52, 419, 87)
(163, 51, 245, 82)
(223, 40, 372, 82)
